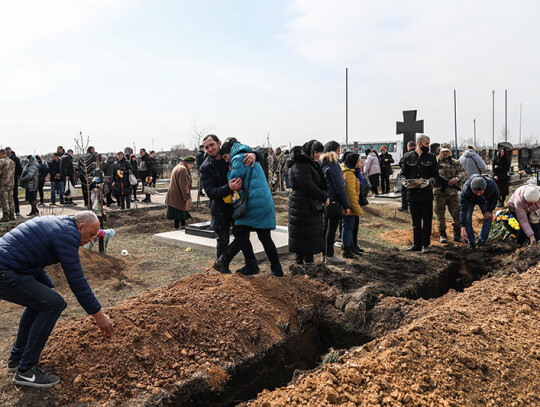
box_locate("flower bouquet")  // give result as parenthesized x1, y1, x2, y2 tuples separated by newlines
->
(489, 209, 520, 241)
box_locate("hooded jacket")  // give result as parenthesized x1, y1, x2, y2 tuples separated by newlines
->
(0, 215, 101, 315)
(288, 144, 327, 255)
(364, 152, 381, 176)
(19, 157, 40, 192)
(320, 151, 350, 210)
(459, 175, 500, 226)
(341, 163, 363, 216)
(507, 185, 540, 238)
(228, 143, 276, 230)
(458, 149, 487, 180)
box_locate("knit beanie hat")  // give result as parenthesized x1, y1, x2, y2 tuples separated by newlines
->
(323, 141, 340, 153)
(523, 187, 540, 203)
(470, 176, 487, 192)
(345, 153, 360, 169)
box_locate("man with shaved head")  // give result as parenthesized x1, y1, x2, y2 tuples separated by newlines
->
(0, 211, 114, 388)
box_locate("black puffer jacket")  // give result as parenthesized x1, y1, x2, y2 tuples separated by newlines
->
(288, 145, 328, 255)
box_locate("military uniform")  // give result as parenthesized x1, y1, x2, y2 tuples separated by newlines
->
(400, 149, 439, 249)
(434, 153, 466, 241)
(0, 157, 16, 221)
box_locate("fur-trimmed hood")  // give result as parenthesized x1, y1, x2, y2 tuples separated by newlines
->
(320, 151, 339, 165)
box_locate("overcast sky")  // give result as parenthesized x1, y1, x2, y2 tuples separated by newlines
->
(0, 0, 538, 155)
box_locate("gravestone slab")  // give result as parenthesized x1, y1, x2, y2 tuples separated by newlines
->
(374, 192, 401, 199)
(152, 226, 289, 260)
(518, 147, 531, 170)
(185, 221, 217, 238)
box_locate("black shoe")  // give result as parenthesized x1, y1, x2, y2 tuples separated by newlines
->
(0, 217, 8, 223)
(351, 246, 364, 256)
(212, 257, 231, 274)
(342, 248, 359, 259)
(236, 259, 260, 276)
(397, 207, 409, 213)
(13, 365, 60, 388)
(353, 244, 365, 253)
(7, 358, 20, 373)
(270, 264, 284, 277)
(421, 246, 433, 253)
(404, 245, 421, 252)
(50, 202, 56, 206)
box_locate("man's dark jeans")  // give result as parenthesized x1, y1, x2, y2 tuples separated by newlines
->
(216, 215, 242, 263)
(401, 186, 408, 210)
(0, 270, 66, 370)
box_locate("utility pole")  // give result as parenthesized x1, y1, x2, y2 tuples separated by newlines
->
(505, 89, 508, 142)
(473, 119, 476, 146)
(519, 102, 523, 145)
(492, 90, 495, 149)
(345, 67, 348, 149)
(453, 90, 458, 158)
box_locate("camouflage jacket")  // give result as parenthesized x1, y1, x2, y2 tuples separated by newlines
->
(0, 157, 15, 188)
(434, 156, 466, 195)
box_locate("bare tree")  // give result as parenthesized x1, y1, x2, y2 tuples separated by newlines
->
(191, 119, 215, 149)
(169, 143, 193, 159)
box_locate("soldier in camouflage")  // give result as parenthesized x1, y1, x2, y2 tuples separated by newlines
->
(434, 143, 466, 243)
(0, 149, 16, 222)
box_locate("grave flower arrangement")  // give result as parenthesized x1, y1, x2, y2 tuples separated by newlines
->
(489, 209, 520, 241)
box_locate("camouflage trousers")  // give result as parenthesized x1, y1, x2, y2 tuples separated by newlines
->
(0, 187, 15, 219)
(434, 193, 460, 238)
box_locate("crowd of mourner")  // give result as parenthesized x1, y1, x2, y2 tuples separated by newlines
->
(0, 133, 538, 389)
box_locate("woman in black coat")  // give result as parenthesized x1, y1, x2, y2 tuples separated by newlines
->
(378, 145, 395, 194)
(493, 147, 511, 207)
(112, 152, 133, 210)
(288, 140, 328, 265)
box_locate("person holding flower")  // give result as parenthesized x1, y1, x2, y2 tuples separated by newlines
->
(459, 175, 499, 248)
(507, 185, 540, 245)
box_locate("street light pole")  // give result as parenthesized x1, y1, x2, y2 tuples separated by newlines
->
(345, 67, 348, 149)
(505, 89, 508, 142)
(492, 90, 495, 148)
(473, 119, 476, 146)
(453, 90, 458, 158)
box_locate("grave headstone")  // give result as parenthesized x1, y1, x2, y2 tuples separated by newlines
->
(531, 147, 540, 165)
(396, 110, 424, 155)
(518, 147, 531, 171)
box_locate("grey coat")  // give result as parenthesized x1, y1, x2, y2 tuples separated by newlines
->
(19, 161, 40, 191)
(458, 149, 487, 180)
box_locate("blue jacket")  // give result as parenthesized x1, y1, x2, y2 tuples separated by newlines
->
(0, 216, 101, 315)
(228, 143, 276, 230)
(459, 175, 500, 226)
(200, 154, 233, 231)
(320, 151, 350, 210)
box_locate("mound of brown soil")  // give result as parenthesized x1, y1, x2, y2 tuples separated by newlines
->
(45, 249, 128, 290)
(249, 266, 540, 406)
(41, 274, 330, 405)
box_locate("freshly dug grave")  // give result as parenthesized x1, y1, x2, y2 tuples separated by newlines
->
(45, 248, 130, 291)
(249, 265, 540, 407)
(40, 273, 331, 405)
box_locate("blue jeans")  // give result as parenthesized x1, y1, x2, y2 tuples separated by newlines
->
(342, 215, 355, 248)
(50, 181, 65, 204)
(0, 270, 66, 370)
(465, 203, 492, 246)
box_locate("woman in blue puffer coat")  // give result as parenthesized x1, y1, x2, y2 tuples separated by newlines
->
(220, 138, 283, 277)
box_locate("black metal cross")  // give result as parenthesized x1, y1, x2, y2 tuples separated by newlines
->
(396, 110, 424, 155)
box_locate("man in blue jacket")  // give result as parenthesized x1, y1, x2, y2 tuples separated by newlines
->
(0, 211, 114, 388)
(459, 175, 500, 248)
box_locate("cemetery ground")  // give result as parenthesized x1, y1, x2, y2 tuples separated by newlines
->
(0, 196, 539, 406)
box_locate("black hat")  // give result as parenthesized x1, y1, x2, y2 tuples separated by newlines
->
(323, 141, 340, 153)
(344, 153, 360, 169)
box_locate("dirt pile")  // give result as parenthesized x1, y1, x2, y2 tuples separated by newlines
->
(40, 274, 330, 405)
(249, 266, 540, 406)
(45, 249, 129, 291)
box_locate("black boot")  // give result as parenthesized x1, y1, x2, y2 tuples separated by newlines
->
(342, 247, 359, 259)
(270, 263, 284, 277)
(236, 259, 260, 275)
(212, 255, 231, 274)
(353, 244, 364, 253)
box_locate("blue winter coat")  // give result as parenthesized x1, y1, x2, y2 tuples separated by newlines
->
(459, 175, 500, 226)
(320, 151, 350, 210)
(228, 143, 276, 230)
(0, 215, 101, 315)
